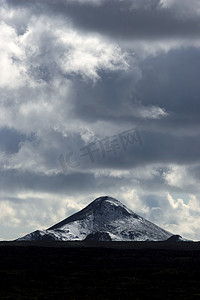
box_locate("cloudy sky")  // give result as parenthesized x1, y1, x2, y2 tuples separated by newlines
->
(1, 0, 200, 240)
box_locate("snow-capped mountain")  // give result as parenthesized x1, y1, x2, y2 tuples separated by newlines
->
(17, 196, 175, 242)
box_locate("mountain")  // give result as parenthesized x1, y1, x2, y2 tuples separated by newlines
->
(17, 196, 176, 242)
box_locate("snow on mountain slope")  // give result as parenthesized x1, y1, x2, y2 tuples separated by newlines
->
(17, 196, 174, 241)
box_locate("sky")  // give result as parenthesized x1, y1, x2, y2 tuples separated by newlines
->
(0, 0, 200, 241)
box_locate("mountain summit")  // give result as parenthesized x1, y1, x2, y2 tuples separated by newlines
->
(17, 196, 175, 241)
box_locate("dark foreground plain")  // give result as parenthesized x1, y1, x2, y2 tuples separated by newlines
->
(0, 241, 200, 299)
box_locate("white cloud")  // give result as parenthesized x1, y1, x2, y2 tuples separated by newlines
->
(120, 187, 150, 214)
(0, 11, 130, 133)
(126, 190, 200, 241)
(159, 0, 200, 19)
(0, 21, 27, 88)
(163, 193, 200, 240)
(0, 191, 86, 239)
(80, 128, 95, 144)
(163, 165, 197, 189)
(138, 105, 167, 119)
(0, 201, 21, 227)
(58, 29, 129, 81)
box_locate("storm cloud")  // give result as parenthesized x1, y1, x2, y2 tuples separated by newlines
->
(0, 0, 200, 240)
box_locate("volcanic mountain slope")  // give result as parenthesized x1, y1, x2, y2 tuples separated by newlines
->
(17, 196, 175, 241)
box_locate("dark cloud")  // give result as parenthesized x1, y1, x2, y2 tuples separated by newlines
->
(67, 129, 200, 170)
(69, 47, 200, 130)
(0, 128, 29, 154)
(63, 2, 200, 40)
(0, 168, 128, 195)
(137, 48, 200, 116)
(6, 0, 200, 40)
(70, 69, 141, 122)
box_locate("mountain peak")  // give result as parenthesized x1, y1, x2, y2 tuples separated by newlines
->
(90, 195, 126, 208)
(90, 195, 123, 207)
(93, 196, 118, 203)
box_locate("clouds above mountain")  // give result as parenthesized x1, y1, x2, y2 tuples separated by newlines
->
(0, 0, 200, 240)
